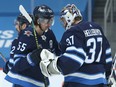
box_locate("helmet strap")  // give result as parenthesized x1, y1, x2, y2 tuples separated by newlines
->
(38, 23, 44, 31)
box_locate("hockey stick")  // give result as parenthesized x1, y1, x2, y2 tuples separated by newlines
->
(108, 53, 116, 86)
(19, 5, 48, 87)
(0, 52, 7, 63)
(19, 5, 32, 23)
(19, 5, 40, 48)
(110, 53, 116, 77)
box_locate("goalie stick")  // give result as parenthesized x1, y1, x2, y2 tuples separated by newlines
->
(19, 5, 48, 87)
(0, 52, 7, 63)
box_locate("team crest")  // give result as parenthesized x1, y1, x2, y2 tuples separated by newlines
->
(24, 30, 33, 37)
(41, 35, 46, 41)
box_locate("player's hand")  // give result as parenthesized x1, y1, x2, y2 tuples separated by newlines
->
(3, 59, 14, 74)
(3, 61, 9, 74)
(27, 48, 42, 66)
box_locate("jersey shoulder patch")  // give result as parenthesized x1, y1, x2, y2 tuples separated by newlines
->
(24, 30, 33, 37)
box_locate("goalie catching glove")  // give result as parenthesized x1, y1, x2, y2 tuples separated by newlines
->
(40, 49, 61, 77)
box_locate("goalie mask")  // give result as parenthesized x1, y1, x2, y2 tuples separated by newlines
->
(33, 5, 54, 26)
(60, 4, 82, 30)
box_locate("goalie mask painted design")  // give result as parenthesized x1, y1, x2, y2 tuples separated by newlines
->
(60, 4, 82, 30)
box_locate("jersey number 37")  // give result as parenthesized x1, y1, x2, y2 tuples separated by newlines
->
(85, 37, 102, 63)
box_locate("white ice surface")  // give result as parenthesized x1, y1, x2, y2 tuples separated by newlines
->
(0, 70, 64, 87)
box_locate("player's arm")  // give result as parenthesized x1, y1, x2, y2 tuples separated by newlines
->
(39, 43, 86, 77)
(26, 45, 86, 77)
(104, 39, 113, 78)
(27, 48, 42, 66)
(104, 39, 113, 86)
(3, 39, 17, 74)
(39, 30, 86, 76)
(25, 47, 61, 77)
(12, 29, 38, 71)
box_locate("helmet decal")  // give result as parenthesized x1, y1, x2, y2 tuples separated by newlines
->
(33, 5, 54, 25)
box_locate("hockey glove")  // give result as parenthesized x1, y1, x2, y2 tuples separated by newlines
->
(40, 49, 61, 77)
(3, 59, 14, 74)
(3, 61, 9, 74)
(27, 48, 42, 66)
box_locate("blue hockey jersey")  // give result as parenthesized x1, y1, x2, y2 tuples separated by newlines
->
(10, 38, 19, 58)
(58, 21, 112, 85)
(9, 38, 19, 70)
(5, 26, 60, 87)
(3, 38, 19, 74)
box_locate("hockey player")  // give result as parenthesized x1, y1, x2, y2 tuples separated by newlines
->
(3, 14, 31, 87)
(3, 14, 31, 74)
(5, 5, 60, 87)
(28, 4, 113, 87)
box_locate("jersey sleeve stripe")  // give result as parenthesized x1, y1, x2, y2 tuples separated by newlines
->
(63, 53, 84, 65)
(66, 46, 86, 56)
(6, 71, 45, 87)
(106, 57, 112, 63)
(62, 46, 86, 65)
(106, 48, 111, 54)
(64, 72, 106, 80)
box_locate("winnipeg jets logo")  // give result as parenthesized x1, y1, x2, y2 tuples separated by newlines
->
(38, 7, 45, 12)
(24, 30, 33, 37)
(41, 35, 46, 41)
(38, 6, 52, 13)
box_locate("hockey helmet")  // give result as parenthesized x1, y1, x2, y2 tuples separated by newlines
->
(60, 4, 82, 30)
(33, 5, 54, 25)
(15, 14, 30, 26)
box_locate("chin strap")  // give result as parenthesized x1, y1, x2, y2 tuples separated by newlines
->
(38, 23, 44, 31)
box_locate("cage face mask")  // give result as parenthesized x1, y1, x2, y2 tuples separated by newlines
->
(60, 4, 82, 30)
